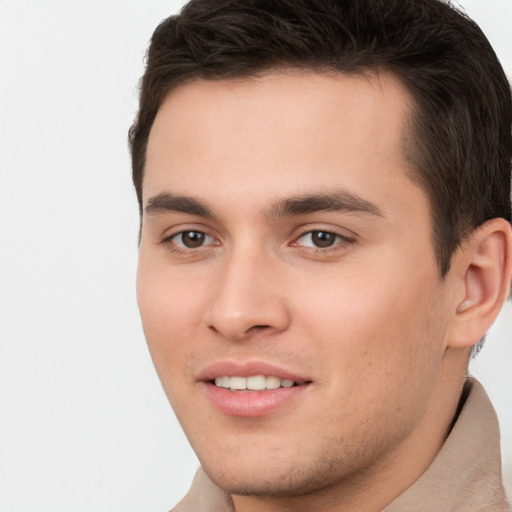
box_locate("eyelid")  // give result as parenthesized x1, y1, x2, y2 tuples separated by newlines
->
(160, 222, 216, 240)
(294, 225, 356, 241)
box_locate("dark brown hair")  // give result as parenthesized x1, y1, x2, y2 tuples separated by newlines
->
(129, 0, 512, 276)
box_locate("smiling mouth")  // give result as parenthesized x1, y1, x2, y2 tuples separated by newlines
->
(203, 369, 311, 416)
(213, 375, 304, 391)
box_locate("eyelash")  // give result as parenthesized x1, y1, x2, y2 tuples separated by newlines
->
(163, 229, 355, 255)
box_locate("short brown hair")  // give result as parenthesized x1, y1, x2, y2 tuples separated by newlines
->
(129, 0, 512, 276)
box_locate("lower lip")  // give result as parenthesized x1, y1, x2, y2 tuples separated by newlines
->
(202, 382, 309, 417)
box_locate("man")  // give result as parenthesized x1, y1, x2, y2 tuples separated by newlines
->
(129, 0, 512, 510)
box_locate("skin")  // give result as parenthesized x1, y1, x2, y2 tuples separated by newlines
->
(137, 71, 500, 511)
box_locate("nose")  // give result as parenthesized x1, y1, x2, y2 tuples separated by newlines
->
(205, 247, 291, 342)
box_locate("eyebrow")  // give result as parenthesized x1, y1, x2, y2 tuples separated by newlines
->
(144, 189, 384, 221)
(266, 190, 384, 219)
(145, 193, 215, 218)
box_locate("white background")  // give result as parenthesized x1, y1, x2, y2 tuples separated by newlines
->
(0, 1, 510, 510)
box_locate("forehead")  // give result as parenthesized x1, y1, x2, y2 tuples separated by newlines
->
(144, 70, 422, 221)
(147, 70, 412, 156)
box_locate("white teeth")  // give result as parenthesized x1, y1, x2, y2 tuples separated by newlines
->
(214, 376, 230, 388)
(246, 375, 266, 390)
(230, 376, 247, 390)
(214, 375, 297, 391)
(265, 376, 281, 390)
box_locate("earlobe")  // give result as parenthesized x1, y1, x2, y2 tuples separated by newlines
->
(448, 218, 512, 349)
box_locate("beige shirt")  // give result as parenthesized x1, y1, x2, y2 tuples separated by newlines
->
(172, 379, 510, 511)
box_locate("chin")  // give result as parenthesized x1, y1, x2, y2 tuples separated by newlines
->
(205, 470, 307, 498)
(200, 455, 353, 499)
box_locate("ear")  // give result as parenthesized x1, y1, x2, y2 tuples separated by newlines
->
(447, 218, 512, 349)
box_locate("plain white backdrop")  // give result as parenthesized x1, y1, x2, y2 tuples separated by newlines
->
(0, 1, 510, 510)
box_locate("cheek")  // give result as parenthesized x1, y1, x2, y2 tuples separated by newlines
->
(137, 254, 209, 331)
(136, 263, 207, 391)
(293, 280, 446, 448)
(291, 262, 447, 388)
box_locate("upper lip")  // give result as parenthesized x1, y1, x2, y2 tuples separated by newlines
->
(198, 360, 312, 384)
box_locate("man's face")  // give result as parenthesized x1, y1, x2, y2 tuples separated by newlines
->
(137, 71, 452, 498)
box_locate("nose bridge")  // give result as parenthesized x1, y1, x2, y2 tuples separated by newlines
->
(206, 240, 289, 340)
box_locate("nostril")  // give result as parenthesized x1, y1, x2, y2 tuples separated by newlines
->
(207, 323, 272, 341)
(248, 325, 272, 334)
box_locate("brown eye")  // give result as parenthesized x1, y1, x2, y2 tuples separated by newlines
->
(173, 231, 210, 249)
(295, 230, 354, 250)
(310, 231, 337, 248)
